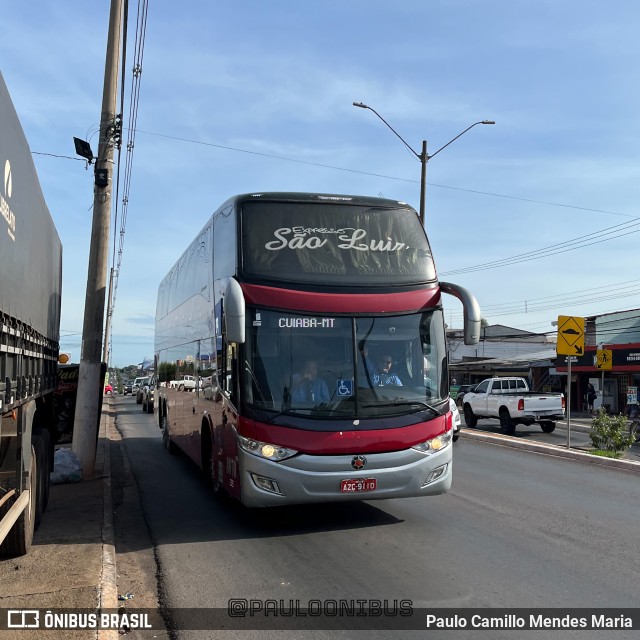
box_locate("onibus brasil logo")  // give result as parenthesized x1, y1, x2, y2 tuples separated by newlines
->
(1, 159, 16, 242)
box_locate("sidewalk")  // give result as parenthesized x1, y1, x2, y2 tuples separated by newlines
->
(0, 401, 118, 639)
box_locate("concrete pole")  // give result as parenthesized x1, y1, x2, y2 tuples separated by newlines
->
(72, 0, 123, 478)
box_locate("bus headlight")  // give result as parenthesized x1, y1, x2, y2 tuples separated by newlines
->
(411, 430, 452, 454)
(238, 435, 298, 461)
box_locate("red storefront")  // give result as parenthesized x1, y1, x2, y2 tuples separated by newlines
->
(556, 343, 640, 414)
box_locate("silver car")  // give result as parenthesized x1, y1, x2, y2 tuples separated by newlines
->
(141, 376, 155, 414)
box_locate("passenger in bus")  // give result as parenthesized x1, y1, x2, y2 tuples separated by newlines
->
(291, 359, 330, 404)
(374, 355, 403, 386)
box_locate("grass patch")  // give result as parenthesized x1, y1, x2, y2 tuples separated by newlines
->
(587, 449, 624, 459)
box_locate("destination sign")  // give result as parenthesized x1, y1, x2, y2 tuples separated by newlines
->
(278, 317, 336, 329)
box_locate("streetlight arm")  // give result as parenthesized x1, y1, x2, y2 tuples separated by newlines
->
(428, 120, 495, 160)
(353, 101, 420, 160)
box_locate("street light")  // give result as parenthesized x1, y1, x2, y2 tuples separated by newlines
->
(353, 101, 494, 226)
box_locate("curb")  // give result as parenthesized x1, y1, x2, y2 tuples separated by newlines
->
(98, 401, 118, 640)
(461, 428, 640, 473)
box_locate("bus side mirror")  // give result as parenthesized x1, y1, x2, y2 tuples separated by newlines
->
(439, 281, 481, 345)
(224, 278, 245, 343)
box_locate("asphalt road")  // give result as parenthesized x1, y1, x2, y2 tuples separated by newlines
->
(112, 396, 640, 640)
(463, 417, 594, 448)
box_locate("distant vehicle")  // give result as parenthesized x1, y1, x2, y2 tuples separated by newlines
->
(123, 382, 133, 395)
(169, 374, 198, 391)
(141, 376, 155, 414)
(455, 384, 474, 407)
(462, 377, 565, 435)
(135, 377, 150, 404)
(450, 398, 461, 442)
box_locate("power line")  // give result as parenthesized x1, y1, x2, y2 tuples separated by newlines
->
(132, 128, 637, 219)
(32, 151, 86, 162)
(440, 218, 640, 276)
(106, 0, 150, 366)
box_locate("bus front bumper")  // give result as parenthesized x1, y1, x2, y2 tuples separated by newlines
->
(238, 445, 452, 507)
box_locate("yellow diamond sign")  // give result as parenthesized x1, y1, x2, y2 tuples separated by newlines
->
(556, 315, 584, 356)
(596, 349, 612, 370)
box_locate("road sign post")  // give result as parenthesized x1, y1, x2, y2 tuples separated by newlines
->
(556, 316, 585, 448)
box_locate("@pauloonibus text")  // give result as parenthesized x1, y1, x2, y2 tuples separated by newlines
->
(227, 599, 413, 617)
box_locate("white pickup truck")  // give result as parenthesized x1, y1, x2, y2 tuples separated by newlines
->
(169, 375, 199, 391)
(462, 377, 565, 435)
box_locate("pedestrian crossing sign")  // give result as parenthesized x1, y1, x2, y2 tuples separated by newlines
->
(596, 349, 612, 370)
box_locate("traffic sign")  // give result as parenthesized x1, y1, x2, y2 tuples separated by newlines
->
(556, 315, 585, 356)
(596, 349, 612, 369)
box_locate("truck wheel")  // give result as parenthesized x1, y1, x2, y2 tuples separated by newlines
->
(34, 427, 52, 510)
(178, 384, 185, 392)
(463, 405, 477, 428)
(540, 421, 556, 433)
(499, 409, 516, 435)
(31, 429, 49, 530)
(0, 445, 37, 558)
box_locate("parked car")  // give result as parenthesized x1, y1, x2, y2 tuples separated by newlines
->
(141, 376, 155, 414)
(450, 397, 461, 442)
(455, 384, 474, 407)
(135, 376, 150, 404)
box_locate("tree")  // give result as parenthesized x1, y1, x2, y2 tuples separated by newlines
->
(158, 362, 176, 384)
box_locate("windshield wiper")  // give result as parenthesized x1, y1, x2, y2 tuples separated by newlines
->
(362, 400, 440, 417)
(262, 405, 352, 423)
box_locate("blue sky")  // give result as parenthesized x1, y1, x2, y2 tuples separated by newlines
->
(2, 1, 639, 367)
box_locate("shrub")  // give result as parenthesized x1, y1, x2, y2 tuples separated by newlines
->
(589, 408, 635, 453)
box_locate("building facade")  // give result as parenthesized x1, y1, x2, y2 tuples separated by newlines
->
(556, 308, 640, 414)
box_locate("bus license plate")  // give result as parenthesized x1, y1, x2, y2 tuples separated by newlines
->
(340, 478, 377, 493)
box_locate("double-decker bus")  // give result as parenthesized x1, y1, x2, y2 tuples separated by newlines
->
(154, 192, 480, 507)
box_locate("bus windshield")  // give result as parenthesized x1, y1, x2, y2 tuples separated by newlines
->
(243, 308, 447, 424)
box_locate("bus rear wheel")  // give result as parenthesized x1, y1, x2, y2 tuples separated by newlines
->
(161, 414, 176, 455)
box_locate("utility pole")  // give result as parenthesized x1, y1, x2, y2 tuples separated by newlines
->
(72, 0, 123, 478)
(353, 101, 494, 227)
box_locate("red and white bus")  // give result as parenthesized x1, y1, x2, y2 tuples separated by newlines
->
(154, 192, 480, 506)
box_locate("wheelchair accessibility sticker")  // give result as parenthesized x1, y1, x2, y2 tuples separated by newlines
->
(337, 379, 353, 397)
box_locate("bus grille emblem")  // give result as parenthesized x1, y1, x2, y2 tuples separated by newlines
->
(351, 455, 366, 470)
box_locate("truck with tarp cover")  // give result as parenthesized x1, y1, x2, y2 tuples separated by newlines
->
(0, 70, 62, 556)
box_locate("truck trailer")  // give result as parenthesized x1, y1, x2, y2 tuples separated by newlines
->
(0, 70, 62, 556)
